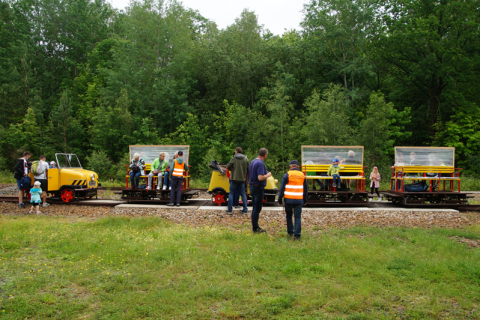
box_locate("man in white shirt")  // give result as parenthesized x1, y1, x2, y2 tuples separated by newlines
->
(34, 155, 50, 207)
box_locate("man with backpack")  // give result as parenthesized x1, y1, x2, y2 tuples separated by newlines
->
(14, 151, 31, 208)
(33, 155, 50, 207)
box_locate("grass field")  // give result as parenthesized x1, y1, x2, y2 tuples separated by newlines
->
(1, 216, 479, 319)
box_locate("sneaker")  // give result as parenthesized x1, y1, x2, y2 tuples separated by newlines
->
(253, 228, 267, 234)
(294, 237, 301, 241)
(43, 203, 50, 207)
(240, 210, 248, 214)
(162, 186, 167, 190)
(176, 203, 180, 207)
(19, 203, 25, 208)
(156, 186, 161, 190)
(36, 211, 41, 215)
(146, 186, 151, 191)
(378, 197, 383, 202)
(332, 183, 336, 188)
(225, 210, 233, 215)
(167, 203, 174, 206)
(168, 187, 171, 190)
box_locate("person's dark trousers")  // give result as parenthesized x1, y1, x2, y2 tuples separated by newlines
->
(228, 181, 248, 211)
(249, 185, 264, 231)
(170, 178, 183, 204)
(371, 187, 380, 197)
(163, 172, 170, 189)
(130, 171, 141, 188)
(285, 203, 302, 238)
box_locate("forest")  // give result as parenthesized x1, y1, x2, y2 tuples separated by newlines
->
(1, 0, 479, 182)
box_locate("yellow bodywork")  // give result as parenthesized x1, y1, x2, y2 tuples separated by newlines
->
(208, 171, 277, 194)
(29, 167, 99, 192)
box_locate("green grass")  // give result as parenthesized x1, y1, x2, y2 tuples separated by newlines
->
(0, 216, 479, 319)
(0, 170, 15, 184)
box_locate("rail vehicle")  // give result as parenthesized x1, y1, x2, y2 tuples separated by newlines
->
(120, 145, 200, 202)
(28, 153, 100, 202)
(302, 146, 370, 205)
(207, 160, 278, 206)
(380, 147, 472, 208)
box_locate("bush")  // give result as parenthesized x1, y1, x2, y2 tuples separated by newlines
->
(113, 153, 131, 182)
(86, 150, 114, 180)
(197, 147, 224, 183)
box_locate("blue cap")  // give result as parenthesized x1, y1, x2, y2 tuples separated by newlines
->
(289, 160, 299, 165)
(333, 158, 339, 162)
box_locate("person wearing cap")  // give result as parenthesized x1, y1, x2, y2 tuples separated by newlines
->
(49, 161, 57, 169)
(29, 181, 43, 214)
(248, 148, 272, 233)
(278, 160, 308, 240)
(167, 150, 189, 207)
(327, 158, 344, 188)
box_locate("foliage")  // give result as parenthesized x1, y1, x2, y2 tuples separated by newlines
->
(86, 150, 114, 180)
(1, 0, 479, 179)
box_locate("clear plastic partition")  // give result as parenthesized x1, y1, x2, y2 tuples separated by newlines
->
(394, 147, 455, 166)
(129, 145, 189, 165)
(302, 146, 364, 165)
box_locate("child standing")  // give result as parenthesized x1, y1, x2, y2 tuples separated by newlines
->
(29, 181, 43, 214)
(370, 166, 382, 201)
(327, 158, 344, 188)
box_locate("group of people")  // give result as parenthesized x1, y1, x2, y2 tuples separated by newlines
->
(14, 152, 57, 211)
(225, 147, 308, 239)
(129, 150, 189, 206)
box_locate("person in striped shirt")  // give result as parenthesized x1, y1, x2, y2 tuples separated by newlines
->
(278, 160, 308, 240)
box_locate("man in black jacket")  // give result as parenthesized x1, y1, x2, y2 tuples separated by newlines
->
(14, 151, 31, 208)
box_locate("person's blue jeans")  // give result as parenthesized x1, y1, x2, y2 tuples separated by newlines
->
(249, 185, 265, 231)
(163, 172, 170, 189)
(285, 203, 302, 238)
(332, 174, 341, 186)
(130, 171, 141, 188)
(228, 181, 248, 212)
(170, 178, 183, 204)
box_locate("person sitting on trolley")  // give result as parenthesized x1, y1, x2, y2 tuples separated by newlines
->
(147, 152, 167, 190)
(328, 158, 344, 188)
(129, 153, 146, 189)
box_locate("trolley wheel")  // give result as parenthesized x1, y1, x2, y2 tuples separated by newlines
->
(61, 189, 75, 203)
(212, 191, 227, 206)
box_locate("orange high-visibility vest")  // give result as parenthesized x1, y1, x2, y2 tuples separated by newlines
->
(172, 159, 185, 177)
(284, 170, 305, 200)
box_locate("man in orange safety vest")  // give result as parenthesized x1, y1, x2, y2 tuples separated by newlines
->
(278, 160, 308, 240)
(167, 150, 189, 207)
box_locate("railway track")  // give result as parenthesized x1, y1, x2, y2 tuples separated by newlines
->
(1, 195, 479, 211)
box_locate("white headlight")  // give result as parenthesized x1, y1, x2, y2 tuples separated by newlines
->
(91, 174, 95, 181)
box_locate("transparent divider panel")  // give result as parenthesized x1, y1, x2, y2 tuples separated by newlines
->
(301, 146, 364, 165)
(129, 145, 189, 166)
(394, 147, 454, 167)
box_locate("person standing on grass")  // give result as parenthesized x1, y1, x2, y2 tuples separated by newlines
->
(370, 166, 382, 201)
(168, 150, 188, 207)
(226, 147, 249, 215)
(278, 160, 308, 240)
(34, 155, 50, 207)
(14, 151, 31, 208)
(248, 148, 272, 234)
